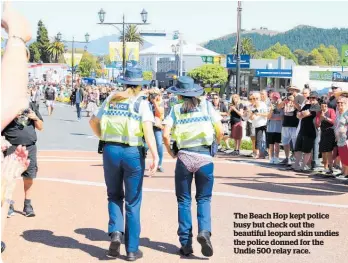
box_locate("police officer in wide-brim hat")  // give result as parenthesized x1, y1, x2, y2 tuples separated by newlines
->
(162, 76, 223, 258)
(89, 68, 159, 261)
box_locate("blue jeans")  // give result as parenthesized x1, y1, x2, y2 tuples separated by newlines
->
(144, 127, 164, 167)
(76, 103, 81, 119)
(154, 128, 163, 167)
(103, 144, 145, 253)
(175, 157, 214, 247)
(312, 129, 321, 168)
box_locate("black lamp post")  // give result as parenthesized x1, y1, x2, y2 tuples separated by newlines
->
(97, 8, 149, 76)
(171, 43, 180, 76)
(57, 32, 90, 88)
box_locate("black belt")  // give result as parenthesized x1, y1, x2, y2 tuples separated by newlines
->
(181, 145, 211, 152)
(105, 141, 129, 147)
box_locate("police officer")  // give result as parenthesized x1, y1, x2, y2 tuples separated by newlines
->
(89, 68, 159, 261)
(162, 76, 223, 257)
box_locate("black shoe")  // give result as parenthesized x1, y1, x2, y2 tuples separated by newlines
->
(197, 231, 213, 257)
(106, 231, 123, 258)
(23, 203, 35, 217)
(1, 241, 5, 253)
(7, 204, 15, 218)
(126, 250, 143, 261)
(179, 245, 193, 256)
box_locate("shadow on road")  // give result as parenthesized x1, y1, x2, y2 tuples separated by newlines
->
(223, 181, 347, 196)
(71, 133, 90, 136)
(21, 230, 112, 260)
(74, 228, 208, 260)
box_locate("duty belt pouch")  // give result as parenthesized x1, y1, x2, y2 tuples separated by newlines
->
(172, 141, 179, 156)
(98, 140, 106, 154)
(210, 141, 218, 157)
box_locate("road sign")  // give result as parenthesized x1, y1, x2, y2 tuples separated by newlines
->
(309, 71, 333, 81)
(255, 69, 292, 78)
(226, 54, 250, 69)
(201, 56, 214, 63)
(332, 71, 348, 82)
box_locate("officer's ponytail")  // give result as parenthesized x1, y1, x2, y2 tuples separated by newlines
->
(181, 96, 201, 113)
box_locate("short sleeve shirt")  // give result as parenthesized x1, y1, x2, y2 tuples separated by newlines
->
(2, 102, 43, 146)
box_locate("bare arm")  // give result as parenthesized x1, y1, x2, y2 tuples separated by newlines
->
(142, 121, 159, 161)
(1, 2, 32, 130)
(89, 116, 101, 138)
(163, 125, 174, 157)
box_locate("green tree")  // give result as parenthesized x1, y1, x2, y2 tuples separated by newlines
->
(241, 37, 256, 56)
(327, 45, 340, 65)
(78, 52, 98, 77)
(97, 55, 112, 66)
(47, 37, 65, 63)
(188, 64, 227, 86)
(258, 42, 298, 63)
(143, 71, 153, 80)
(29, 42, 41, 62)
(37, 20, 50, 62)
(120, 25, 144, 45)
(294, 49, 309, 65)
(308, 48, 326, 65)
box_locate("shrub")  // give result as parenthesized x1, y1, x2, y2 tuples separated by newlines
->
(220, 139, 253, 151)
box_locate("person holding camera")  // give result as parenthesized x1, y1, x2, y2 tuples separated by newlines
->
(148, 88, 165, 172)
(162, 76, 223, 258)
(2, 92, 43, 218)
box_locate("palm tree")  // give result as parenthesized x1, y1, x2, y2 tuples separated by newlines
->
(119, 25, 144, 45)
(232, 37, 256, 57)
(47, 37, 65, 63)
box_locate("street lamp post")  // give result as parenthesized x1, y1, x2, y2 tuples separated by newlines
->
(57, 32, 90, 88)
(236, 1, 242, 96)
(97, 8, 150, 76)
(171, 43, 180, 76)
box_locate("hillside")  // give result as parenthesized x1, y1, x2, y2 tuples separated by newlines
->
(203, 26, 348, 54)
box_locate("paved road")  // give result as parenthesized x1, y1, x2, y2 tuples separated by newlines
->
(36, 102, 99, 151)
(2, 102, 348, 263)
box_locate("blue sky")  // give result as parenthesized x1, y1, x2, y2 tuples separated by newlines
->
(5, 1, 348, 43)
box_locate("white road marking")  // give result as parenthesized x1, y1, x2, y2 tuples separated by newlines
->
(37, 158, 246, 165)
(35, 177, 348, 209)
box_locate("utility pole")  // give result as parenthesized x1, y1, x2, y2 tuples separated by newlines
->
(236, 1, 242, 95)
(179, 32, 183, 77)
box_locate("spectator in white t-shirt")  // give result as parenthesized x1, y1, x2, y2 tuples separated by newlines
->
(249, 92, 269, 158)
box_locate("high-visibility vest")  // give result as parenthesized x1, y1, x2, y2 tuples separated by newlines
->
(172, 100, 215, 149)
(100, 96, 145, 146)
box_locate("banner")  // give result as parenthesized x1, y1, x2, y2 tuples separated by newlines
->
(309, 71, 333, 81)
(332, 71, 348, 83)
(341, 45, 348, 66)
(109, 42, 140, 63)
(63, 53, 83, 67)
